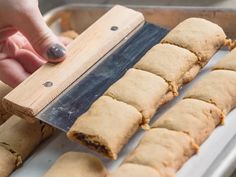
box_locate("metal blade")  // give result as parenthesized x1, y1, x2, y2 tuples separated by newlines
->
(37, 23, 168, 132)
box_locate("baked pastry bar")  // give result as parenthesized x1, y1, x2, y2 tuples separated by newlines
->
(0, 116, 54, 176)
(67, 96, 142, 159)
(0, 146, 18, 177)
(162, 18, 226, 65)
(184, 70, 236, 115)
(134, 44, 198, 92)
(107, 163, 161, 177)
(153, 98, 223, 145)
(124, 128, 197, 177)
(43, 152, 107, 177)
(105, 68, 168, 123)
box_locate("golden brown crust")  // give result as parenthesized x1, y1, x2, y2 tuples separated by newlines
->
(67, 96, 142, 159)
(105, 68, 168, 121)
(184, 70, 236, 115)
(0, 146, 18, 177)
(224, 39, 236, 50)
(161, 18, 226, 64)
(135, 44, 198, 88)
(0, 116, 54, 176)
(125, 128, 197, 177)
(107, 164, 162, 177)
(43, 152, 107, 177)
(153, 99, 223, 145)
(0, 116, 54, 161)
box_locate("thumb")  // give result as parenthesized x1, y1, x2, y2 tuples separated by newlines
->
(14, 7, 66, 63)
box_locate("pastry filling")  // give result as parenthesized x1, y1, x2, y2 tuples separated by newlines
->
(76, 133, 110, 156)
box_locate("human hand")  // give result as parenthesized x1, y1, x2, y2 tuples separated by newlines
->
(0, 32, 46, 87)
(0, 0, 67, 87)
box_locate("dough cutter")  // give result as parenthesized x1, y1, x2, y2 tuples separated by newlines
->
(2, 5, 168, 132)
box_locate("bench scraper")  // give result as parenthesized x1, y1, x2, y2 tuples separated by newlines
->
(2, 5, 168, 132)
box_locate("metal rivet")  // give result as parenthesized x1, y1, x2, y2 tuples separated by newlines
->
(110, 26, 118, 31)
(43, 81, 53, 87)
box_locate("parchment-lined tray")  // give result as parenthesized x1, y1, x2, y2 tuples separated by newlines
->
(11, 4, 236, 177)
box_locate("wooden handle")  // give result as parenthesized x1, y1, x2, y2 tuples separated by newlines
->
(3, 5, 144, 122)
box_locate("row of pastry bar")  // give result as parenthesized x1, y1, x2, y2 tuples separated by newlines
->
(107, 38, 236, 177)
(67, 17, 226, 159)
(0, 83, 54, 177)
(42, 37, 236, 177)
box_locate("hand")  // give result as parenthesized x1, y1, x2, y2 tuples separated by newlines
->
(0, 0, 66, 87)
(0, 32, 46, 87)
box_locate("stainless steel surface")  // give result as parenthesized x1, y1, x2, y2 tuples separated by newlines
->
(39, 0, 236, 13)
(44, 4, 236, 38)
(202, 134, 236, 177)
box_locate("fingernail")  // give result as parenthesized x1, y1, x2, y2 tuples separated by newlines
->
(46, 44, 66, 60)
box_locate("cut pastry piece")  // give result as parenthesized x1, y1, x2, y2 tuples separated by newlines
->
(43, 152, 107, 177)
(213, 48, 236, 72)
(67, 96, 142, 159)
(184, 70, 236, 115)
(162, 18, 226, 65)
(125, 128, 197, 177)
(0, 81, 12, 123)
(0, 146, 18, 177)
(153, 99, 223, 145)
(107, 163, 161, 177)
(134, 43, 198, 90)
(0, 116, 54, 161)
(105, 68, 168, 122)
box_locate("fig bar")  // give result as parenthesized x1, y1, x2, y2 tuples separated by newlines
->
(67, 96, 142, 159)
(185, 49, 236, 116)
(0, 116, 54, 177)
(43, 152, 107, 177)
(68, 18, 226, 159)
(0, 146, 18, 177)
(108, 128, 197, 177)
(108, 163, 162, 177)
(108, 47, 236, 177)
(184, 70, 236, 116)
(105, 68, 169, 123)
(134, 43, 199, 93)
(162, 17, 226, 65)
(153, 99, 223, 145)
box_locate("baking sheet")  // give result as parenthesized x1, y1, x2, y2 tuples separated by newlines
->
(11, 49, 236, 177)
(10, 4, 236, 177)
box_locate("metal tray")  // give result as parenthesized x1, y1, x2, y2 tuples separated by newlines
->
(11, 4, 236, 177)
(44, 4, 236, 38)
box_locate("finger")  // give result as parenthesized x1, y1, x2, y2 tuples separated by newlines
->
(59, 36, 73, 46)
(0, 59, 30, 88)
(0, 27, 17, 42)
(15, 49, 45, 74)
(13, 7, 66, 63)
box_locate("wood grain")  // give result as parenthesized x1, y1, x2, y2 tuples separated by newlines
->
(0, 82, 12, 124)
(3, 5, 144, 122)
